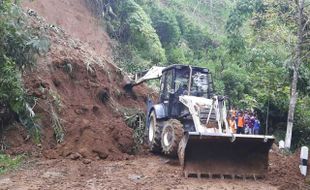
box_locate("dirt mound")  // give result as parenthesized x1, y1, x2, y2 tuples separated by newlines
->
(3, 4, 153, 161)
(22, 0, 112, 60)
(266, 147, 309, 189)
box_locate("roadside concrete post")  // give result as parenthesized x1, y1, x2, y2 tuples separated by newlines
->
(279, 140, 285, 149)
(300, 146, 308, 176)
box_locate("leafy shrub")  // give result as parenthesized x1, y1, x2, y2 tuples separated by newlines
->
(0, 154, 23, 174)
(0, 57, 25, 114)
(0, 1, 49, 131)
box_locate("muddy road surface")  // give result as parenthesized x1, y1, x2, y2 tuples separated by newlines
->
(0, 155, 278, 190)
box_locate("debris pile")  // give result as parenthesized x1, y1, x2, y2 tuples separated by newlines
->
(4, 6, 153, 161)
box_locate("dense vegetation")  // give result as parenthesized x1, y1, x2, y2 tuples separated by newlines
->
(0, 0, 48, 143)
(87, 0, 310, 149)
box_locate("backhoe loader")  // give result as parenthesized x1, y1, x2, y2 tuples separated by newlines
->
(125, 64, 274, 179)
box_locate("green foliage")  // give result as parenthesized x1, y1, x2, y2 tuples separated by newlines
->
(223, 0, 310, 149)
(91, 0, 223, 71)
(221, 64, 250, 105)
(0, 154, 23, 174)
(0, 57, 25, 114)
(113, 44, 154, 73)
(0, 1, 49, 136)
(149, 7, 181, 46)
(166, 47, 187, 64)
(225, 0, 265, 54)
(0, 2, 50, 67)
(293, 96, 310, 149)
(123, 108, 146, 153)
(96, 0, 166, 71)
(120, 0, 166, 63)
(158, 0, 234, 36)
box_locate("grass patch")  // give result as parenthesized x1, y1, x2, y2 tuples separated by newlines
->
(0, 154, 23, 174)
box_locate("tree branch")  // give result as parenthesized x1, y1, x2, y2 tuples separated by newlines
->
(302, 17, 310, 31)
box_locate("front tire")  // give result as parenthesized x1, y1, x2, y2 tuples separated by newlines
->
(147, 111, 162, 152)
(161, 119, 183, 157)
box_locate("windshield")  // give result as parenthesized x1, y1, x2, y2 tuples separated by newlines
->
(174, 69, 210, 98)
(191, 71, 209, 97)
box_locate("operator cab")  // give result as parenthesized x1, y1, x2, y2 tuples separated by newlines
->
(158, 65, 214, 121)
(159, 65, 214, 103)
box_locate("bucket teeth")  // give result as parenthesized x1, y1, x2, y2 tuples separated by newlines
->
(183, 171, 264, 180)
(197, 172, 201, 179)
(184, 171, 189, 178)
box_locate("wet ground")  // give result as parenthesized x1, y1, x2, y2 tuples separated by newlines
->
(0, 155, 278, 190)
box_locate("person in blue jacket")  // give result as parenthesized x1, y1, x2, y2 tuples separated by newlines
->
(253, 116, 261, 135)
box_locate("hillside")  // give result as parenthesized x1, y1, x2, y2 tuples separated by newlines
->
(22, 0, 112, 59)
(3, 0, 152, 160)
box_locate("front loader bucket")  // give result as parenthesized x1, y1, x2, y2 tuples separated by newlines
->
(178, 132, 274, 179)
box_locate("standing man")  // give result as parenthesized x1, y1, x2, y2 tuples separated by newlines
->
(236, 112, 245, 134)
(244, 111, 250, 134)
(229, 116, 237, 134)
(248, 113, 255, 134)
(254, 116, 261, 134)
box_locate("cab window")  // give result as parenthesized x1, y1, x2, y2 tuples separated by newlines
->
(160, 69, 174, 101)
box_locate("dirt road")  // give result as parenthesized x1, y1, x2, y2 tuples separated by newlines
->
(0, 155, 278, 190)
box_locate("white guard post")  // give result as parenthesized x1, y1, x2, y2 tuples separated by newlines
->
(279, 140, 285, 149)
(300, 146, 308, 176)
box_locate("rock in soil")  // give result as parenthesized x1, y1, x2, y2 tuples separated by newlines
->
(82, 159, 92, 165)
(69, 152, 82, 160)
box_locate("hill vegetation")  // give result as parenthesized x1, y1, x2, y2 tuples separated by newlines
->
(87, 0, 310, 149)
(0, 1, 49, 139)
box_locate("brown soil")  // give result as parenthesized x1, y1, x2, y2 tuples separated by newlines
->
(22, 0, 112, 60)
(266, 147, 309, 190)
(3, 2, 152, 161)
(0, 155, 278, 190)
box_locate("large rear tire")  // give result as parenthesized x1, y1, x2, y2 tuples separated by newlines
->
(147, 111, 162, 152)
(161, 119, 183, 157)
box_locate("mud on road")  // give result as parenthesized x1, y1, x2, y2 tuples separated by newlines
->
(0, 155, 279, 190)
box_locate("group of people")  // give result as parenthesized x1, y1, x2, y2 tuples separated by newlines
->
(228, 109, 261, 134)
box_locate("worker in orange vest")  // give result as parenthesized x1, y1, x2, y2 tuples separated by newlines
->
(229, 116, 236, 133)
(236, 112, 245, 134)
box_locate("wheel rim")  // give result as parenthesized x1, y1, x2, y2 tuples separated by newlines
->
(163, 132, 170, 146)
(163, 127, 173, 147)
(149, 119, 154, 142)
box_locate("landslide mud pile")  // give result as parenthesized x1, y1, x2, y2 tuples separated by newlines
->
(267, 147, 309, 189)
(5, 8, 152, 161)
(21, 0, 112, 58)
